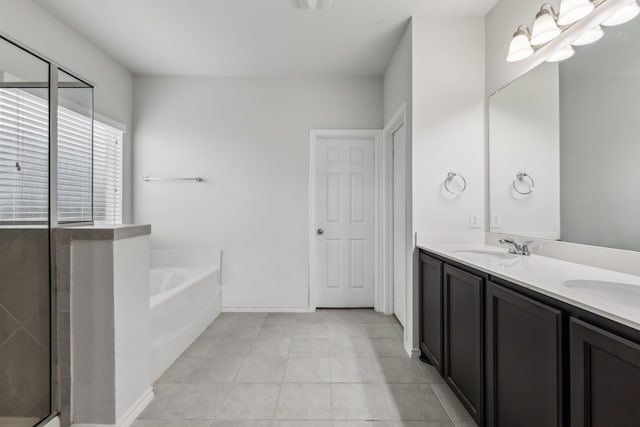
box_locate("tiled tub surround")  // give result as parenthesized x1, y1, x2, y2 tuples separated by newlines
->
(135, 309, 477, 427)
(416, 241, 640, 332)
(0, 229, 50, 425)
(54, 224, 152, 427)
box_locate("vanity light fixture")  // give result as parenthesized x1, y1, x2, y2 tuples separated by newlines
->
(571, 25, 604, 45)
(506, 26, 535, 62)
(546, 45, 575, 61)
(530, 4, 562, 45)
(602, 0, 640, 26)
(557, 0, 595, 26)
(291, 0, 333, 9)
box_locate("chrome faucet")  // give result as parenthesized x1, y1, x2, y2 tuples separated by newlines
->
(499, 238, 533, 256)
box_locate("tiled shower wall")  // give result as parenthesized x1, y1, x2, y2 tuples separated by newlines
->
(0, 229, 50, 419)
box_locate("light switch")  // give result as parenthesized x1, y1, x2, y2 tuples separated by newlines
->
(491, 212, 502, 229)
(469, 212, 481, 229)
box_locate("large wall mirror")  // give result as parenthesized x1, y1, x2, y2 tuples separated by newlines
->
(489, 16, 640, 252)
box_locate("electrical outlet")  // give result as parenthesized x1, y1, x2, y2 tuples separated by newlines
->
(491, 212, 502, 229)
(469, 212, 481, 229)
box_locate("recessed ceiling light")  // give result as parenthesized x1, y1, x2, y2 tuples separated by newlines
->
(291, 0, 333, 10)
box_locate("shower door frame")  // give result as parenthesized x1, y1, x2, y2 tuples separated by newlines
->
(0, 31, 95, 427)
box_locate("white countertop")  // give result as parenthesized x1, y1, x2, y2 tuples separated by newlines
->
(418, 242, 640, 332)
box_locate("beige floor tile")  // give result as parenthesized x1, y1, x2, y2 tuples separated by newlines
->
(284, 358, 331, 382)
(187, 357, 245, 383)
(430, 384, 473, 422)
(219, 384, 281, 419)
(384, 384, 450, 421)
(275, 383, 332, 420)
(157, 356, 203, 384)
(249, 337, 292, 359)
(362, 325, 401, 338)
(235, 357, 287, 383)
(331, 383, 393, 420)
(259, 322, 295, 338)
(289, 337, 331, 358)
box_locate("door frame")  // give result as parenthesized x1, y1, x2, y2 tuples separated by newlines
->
(308, 129, 383, 310)
(381, 104, 408, 317)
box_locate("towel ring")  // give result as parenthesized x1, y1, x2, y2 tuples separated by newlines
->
(513, 172, 534, 195)
(444, 172, 466, 195)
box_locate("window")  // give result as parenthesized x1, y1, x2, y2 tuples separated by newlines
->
(0, 87, 124, 224)
(93, 120, 123, 224)
(0, 88, 49, 223)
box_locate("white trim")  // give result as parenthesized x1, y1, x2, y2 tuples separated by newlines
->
(223, 307, 315, 313)
(71, 388, 154, 427)
(41, 416, 60, 427)
(308, 129, 383, 311)
(117, 387, 154, 427)
(381, 105, 407, 317)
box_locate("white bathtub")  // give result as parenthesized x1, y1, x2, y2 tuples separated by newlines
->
(149, 250, 222, 382)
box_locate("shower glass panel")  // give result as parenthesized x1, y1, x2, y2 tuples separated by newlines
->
(0, 38, 51, 427)
(57, 70, 93, 223)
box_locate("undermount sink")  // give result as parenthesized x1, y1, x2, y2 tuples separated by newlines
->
(452, 249, 518, 260)
(563, 280, 640, 307)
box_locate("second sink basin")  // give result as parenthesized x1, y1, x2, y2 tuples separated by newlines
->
(563, 280, 640, 307)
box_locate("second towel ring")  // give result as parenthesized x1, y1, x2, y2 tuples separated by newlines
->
(444, 172, 467, 195)
(513, 172, 534, 195)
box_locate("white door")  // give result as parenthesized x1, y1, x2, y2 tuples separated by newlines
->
(392, 124, 406, 326)
(313, 134, 376, 308)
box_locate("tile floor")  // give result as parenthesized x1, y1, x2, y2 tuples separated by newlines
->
(135, 309, 477, 427)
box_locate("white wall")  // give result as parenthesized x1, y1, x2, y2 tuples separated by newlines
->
(408, 16, 486, 352)
(412, 17, 486, 233)
(489, 62, 560, 239)
(0, 0, 134, 222)
(133, 76, 383, 309)
(71, 236, 151, 426)
(383, 21, 413, 350)
(384, 21, 412, 124)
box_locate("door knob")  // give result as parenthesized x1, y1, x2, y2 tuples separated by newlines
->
(317, 228, 324, 235)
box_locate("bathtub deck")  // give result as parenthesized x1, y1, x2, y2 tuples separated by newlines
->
(134, 309, 474, 427)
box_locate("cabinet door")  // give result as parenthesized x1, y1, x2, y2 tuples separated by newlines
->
(443, 264, 483, 425)
(570, 317, 640, 427)
(419, 253, 443, 373)
(486, 282, 563, 427)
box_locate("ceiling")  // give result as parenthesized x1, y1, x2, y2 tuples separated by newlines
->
(34, 0, 498, 77)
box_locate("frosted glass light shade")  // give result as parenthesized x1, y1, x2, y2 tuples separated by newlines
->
(546, 46, 575, 62)
(602, 1, 640, 26)
(531, 6, 562, 45)
(572, 26, 604, 45)
(557, 0, 594, 26)
(506, 27, 534, 62)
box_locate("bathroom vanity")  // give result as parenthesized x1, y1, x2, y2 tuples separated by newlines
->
(418, 244, 640, 427)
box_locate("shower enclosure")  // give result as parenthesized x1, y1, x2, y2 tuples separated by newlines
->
(0, 33, 93, 427)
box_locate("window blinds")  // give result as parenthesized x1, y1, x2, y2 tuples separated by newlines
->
(93, 121, 123, 224)
(57, 101, 93, 223)
(0, 88, 49, 223)
(0, 87, 124, 224)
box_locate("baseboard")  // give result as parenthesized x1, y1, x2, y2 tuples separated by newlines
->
(405, 341, 420, 359)
(117, 387, 154, 427)
(223, 307, 315, 313)
(72, 387, 154, 427)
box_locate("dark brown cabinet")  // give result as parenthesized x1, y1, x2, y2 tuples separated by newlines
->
(570, 317, 640, 427)
(443, 264, 484, 425)
(418, 248, 640, 427)
(486, 281, 564, 427)
(419, 253, 443, 373)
